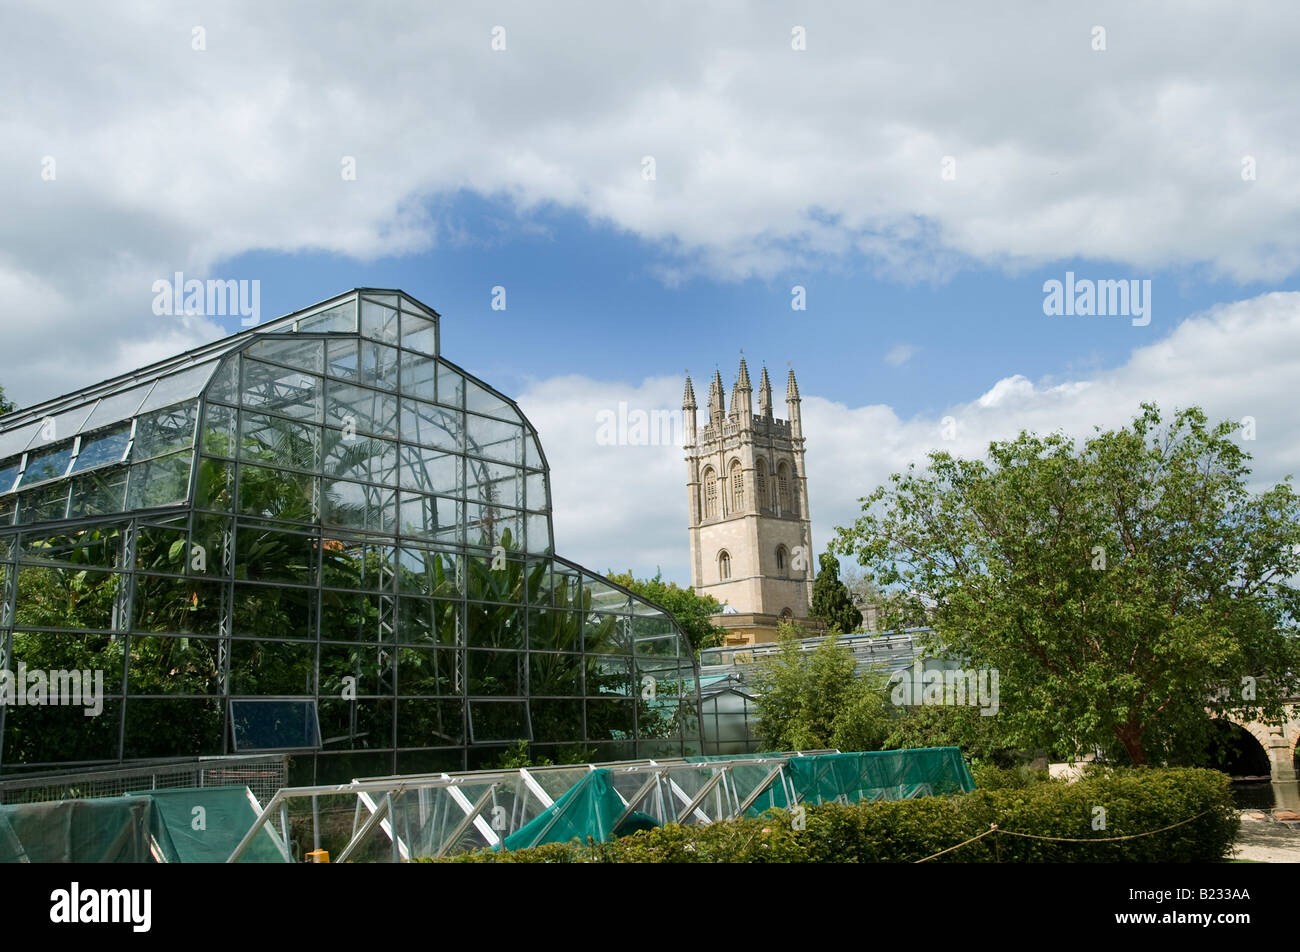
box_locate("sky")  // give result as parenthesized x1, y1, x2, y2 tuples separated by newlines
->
(4, 1, 1300, 586)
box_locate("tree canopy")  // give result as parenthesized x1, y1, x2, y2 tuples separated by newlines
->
(832, 404, 1300, 766)
(606, 570, 726, 654)
(811, 552, 862, 633)
(750, 623, 891, 752)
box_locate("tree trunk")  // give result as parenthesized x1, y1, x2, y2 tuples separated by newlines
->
(1114, 721, 1147, 765)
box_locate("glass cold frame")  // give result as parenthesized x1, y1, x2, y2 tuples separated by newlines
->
(0, 290, 698, 783)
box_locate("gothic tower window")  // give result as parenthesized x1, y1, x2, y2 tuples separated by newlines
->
(777, 461, 792, 514)
(729, 459, 744, 512)
(755, 458, 768, 510)
(776, 544, 787, 574)
(703, 466, 717, 519)
(718, 550, 731, 580)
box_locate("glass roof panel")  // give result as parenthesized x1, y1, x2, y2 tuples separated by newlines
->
(80, 383, 155, 433)
(137, 361, 220, 414)
(295, 299, 356, 334)
(70, 425, 131, 474)
(0, 421, 42, 460)
(248, 337, 325, 374)
(25, 405, 95, 451)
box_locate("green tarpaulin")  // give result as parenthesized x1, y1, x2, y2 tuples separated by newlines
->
(0, 796, 156, 863)
(127, 786, 287, 863)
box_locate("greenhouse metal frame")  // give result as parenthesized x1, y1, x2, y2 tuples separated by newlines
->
(0, 289, 702, 784)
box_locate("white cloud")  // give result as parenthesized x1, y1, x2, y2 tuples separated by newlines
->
(884, 344, 918, 367)
(519, 292, 1300, 585)
(6, 2, 1300, 401)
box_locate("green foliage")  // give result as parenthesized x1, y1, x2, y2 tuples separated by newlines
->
(832, 404, 1300, 766)
(811, 552, 862, 634)
(494, 740, 554, 769)
(606, 570, 726, 654)
(751, 625, 891, 752)
(885, 705, 1019, 766)
(0, 384, 15, 417)
(432, 767, 1238, 863)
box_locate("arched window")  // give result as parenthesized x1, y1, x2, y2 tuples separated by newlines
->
(718, 550, 731, 580)
(780, 607, 793, 621)
(776, 545, 787, 574)
(703, 466, 717, 519)
(755, 459, 768, 510)
(777, 461, 792, 514)
(729, 459, 744, 512)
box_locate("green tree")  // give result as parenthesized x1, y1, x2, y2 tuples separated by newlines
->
(832, 404, 1300, 766)
(606, 570, 726, 654)
(750, 623, 891, 752)
(0, 384, 16, 417)
(810, 552, 862, 634)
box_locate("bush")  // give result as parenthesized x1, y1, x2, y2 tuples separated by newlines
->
(427, 767, 1238, 863)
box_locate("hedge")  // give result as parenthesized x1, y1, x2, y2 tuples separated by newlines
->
(427, 767, 1238, 863)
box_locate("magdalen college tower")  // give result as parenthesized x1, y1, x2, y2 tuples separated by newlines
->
(683, 360, 814, 645)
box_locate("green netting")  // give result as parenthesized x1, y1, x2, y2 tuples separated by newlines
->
(0, 796, 156, 862)
(786, 747, 976, 805)
(500, 769, 627, 850)
(497, 748, 976, 850)
(127, 786, 287, 863)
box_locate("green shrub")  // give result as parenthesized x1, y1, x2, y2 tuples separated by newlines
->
(425, 767, 1237, 863)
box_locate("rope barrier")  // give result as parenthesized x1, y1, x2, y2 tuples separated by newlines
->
(912, 808, 1215, 862)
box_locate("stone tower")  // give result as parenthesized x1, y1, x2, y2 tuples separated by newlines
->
(683, 359, 814, 645)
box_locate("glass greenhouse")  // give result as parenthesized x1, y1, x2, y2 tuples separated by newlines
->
(0, 289, 700, 784)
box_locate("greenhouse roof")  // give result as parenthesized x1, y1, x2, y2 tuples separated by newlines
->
(0, 289, 439, 447)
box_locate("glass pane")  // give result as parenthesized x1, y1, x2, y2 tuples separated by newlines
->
(0, 456, 20, 493)
(239, 411, 321, 471)
(465, 460, 523, 508)
(398, 445, 460, 496)
(125, 699, 223, 759)
(241, 359, 323, 422)
(126, 450, 192, 509)
(468, 700, 529, 743)
(230, 699, 321, 751)
(127, 637, 222, 694)
(80, 383, 154, 432)
(466, 648, 523, 694)
(296, 299, 356, 334)
(525, 471, 547, 511)
(400, 313, 437, 356)
(237, 525, 318, 585)
(323, 479, 396, 533)
(436, 362, 464, 408)
(0, 421, 41, 460)
(325, 381, 398, 437)
(360, 298, 400, 344)
(398, 349, 436, 400)
(70, 425, 130, 473)
(398, 493, 460, 543)
(400, 399, 463, 451)
(21, 442, 74, 485)
(25, 406, 94, 450)
(237, 464, 317, 522)
(525, 512, 551, 554)
(465, 413, 522, 464)
(205, 356, 240, 404)
(133, 401, 197, 461)
(199, 402, 238, 458)
(465, 378, 512, 420)
(69, 465, 128, 517)
(137, 361, 219, 413)
(17, 481, 70, 523)
(322, 432, 397, 485)
(232, 585, 317, 642)
(248, 337, 325, 374)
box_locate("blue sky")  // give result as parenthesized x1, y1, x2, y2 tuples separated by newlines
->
(6, 1, 1300, 585)
(224, 189, 1300, 420)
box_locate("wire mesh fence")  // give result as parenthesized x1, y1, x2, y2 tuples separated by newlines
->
(0, 755, 288, 807)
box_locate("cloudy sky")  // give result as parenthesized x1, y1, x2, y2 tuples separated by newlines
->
(5, 1, 1300, 584)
